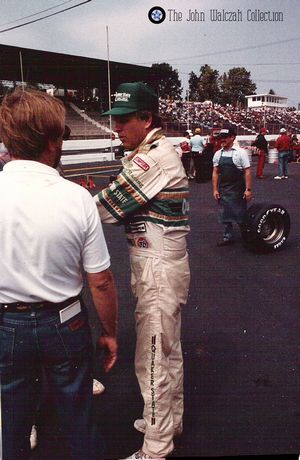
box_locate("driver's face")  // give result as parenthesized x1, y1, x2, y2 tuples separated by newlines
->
(112, 113, 151, 150)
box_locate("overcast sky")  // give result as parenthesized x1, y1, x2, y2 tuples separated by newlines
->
(0, 0, 299, 106)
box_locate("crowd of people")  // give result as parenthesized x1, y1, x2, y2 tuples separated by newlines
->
(159, 98, 300, 136)
(43, 91, 300, 139)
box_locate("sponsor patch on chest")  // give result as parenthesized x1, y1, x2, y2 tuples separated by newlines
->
(133, 156, 150, 171)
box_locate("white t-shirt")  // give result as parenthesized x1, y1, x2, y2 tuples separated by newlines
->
(0, 160, 110, 303)
(213, 146, 250, 170)
(189, 134, 206, 153)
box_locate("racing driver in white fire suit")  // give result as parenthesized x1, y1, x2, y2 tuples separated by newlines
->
(93, 82, 190, 460)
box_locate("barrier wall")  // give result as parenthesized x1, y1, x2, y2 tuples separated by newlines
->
(1, 134, 281, 167)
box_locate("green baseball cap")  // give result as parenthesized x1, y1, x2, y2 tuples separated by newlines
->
(102, 82, 159, 116)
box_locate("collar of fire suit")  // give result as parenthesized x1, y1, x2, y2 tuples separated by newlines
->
(125, 128, 164, 162)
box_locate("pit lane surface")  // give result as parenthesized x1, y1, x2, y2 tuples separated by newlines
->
(31, 159, 300, 459)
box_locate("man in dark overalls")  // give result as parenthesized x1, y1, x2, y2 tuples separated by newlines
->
(212, 127, 252, 246)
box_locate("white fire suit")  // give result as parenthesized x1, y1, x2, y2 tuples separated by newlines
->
(94, 128, 190, 457)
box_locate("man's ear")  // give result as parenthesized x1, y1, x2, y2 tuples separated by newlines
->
(47, 139, 56, 153)
(144, 113, 153, 129)
(39, 138, 62, 167)
(47, 138, 62, 153)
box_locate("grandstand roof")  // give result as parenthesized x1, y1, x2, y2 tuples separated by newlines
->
(0, 43, 154, 91)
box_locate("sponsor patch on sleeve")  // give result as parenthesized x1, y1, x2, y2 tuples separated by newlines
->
(133, 156, 150, 171)
(136, 237, 150, 248)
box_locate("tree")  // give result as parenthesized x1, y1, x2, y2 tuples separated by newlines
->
(188, 71, 200, 101)
(188, 65, 220, 103)
(268, 88, 276, 94)
(197, 64, 220, 102)
(151, 63, 182, 99)
(219, 67, 256, 106)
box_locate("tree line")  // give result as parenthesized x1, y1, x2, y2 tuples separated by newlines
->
(151, 62, 259, 106)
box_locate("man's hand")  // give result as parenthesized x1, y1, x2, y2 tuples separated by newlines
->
(243, 190, 252, 201)
(212, 167, 220, 200)
(87, 269, 118, 373)
(98, 335, 118, 373)
(213, 190, 220, 200)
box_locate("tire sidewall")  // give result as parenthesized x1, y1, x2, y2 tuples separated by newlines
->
(242, 202, 290, 252)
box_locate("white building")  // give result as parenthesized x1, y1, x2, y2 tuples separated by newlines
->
(245, 93, 288, 109)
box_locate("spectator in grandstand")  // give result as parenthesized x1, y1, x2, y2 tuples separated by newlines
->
(95, 81, 190, 460)
(274, 127, 291, 179)
(179, 130, 193, 179)
(190, 127, 207, 182)
(0, 88, 118, 460)
(212, 127, 252, 246)
(251, 127, 269, 178)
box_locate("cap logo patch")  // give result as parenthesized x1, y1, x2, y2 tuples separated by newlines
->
(115, 92, 131, 102)
(133, 156, 150, 171)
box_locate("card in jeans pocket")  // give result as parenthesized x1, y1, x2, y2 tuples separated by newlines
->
(59, 300, 81, 324)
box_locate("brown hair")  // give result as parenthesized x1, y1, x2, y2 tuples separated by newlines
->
(136, 110, 163, 129)
(0, 87, 65, 159)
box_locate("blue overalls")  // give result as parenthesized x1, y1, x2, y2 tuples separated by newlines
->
(218, 151, 247, 241)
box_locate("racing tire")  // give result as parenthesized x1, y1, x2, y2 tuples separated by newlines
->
(241, 202, 290, 253)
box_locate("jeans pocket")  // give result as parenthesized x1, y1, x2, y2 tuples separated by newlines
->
(55, 315, 93, 360)
(0, 325, 15, 367)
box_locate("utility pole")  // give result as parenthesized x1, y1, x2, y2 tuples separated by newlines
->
(106, 25, 115, 160)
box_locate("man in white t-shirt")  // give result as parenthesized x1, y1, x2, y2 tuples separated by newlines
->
(189, 127, 207, 182)
(0, 88, 118, 460)
(212, 127, 252, 246)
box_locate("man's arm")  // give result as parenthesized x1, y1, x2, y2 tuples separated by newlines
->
(94, 151, 169, 224)
(212, 166, 220, 200)
(275, 138, 281, 150)
(87, 268, 118, 373)
(243, 167, 252, 201)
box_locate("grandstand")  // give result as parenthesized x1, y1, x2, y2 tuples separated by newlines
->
(27, 96, 300, 139)
(158, 99, 300, 136)
(64, 96, 300, 139)
(1, 43, 299, 139)
(65, 102, 111, 139)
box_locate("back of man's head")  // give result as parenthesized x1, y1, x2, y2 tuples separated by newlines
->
(0, 88, 65, 160)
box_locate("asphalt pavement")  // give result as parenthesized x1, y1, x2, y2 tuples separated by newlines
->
(31, 158, 300, 459)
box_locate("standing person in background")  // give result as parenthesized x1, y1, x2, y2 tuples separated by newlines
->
(290, 133, 299, 162)
(94, 81, 190, 460)
(274, 127, 291, 179)
(189, 127, 207, 183)
(179, 130, 193, 179)
(212, 127, 252, 246)
(251, 127, 268, 178)
(0, 88, 118, 460)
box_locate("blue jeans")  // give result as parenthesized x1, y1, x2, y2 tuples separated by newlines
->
(0, 304, 100, 460)
(223, 222, 234, 240)
(278, 151, 289, 177)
